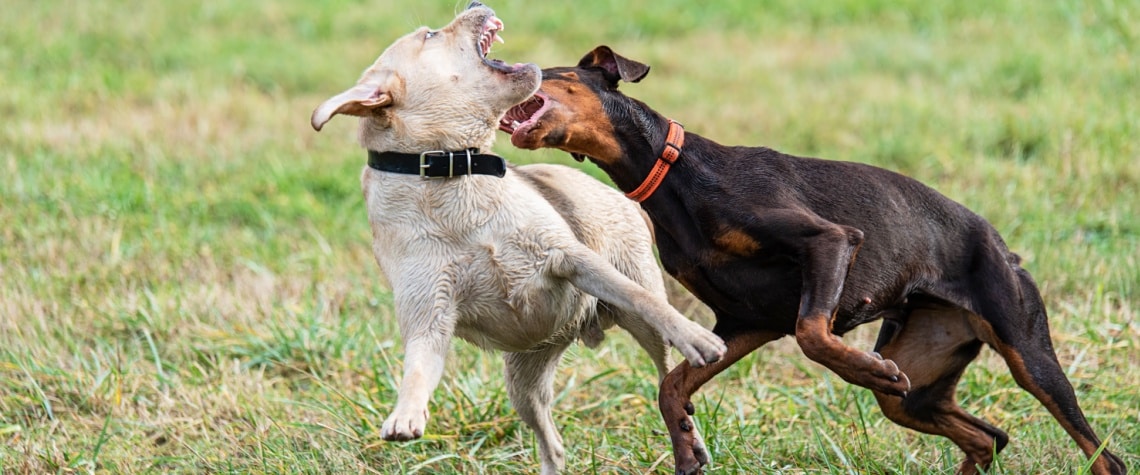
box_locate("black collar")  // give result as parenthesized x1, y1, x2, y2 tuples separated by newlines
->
(367, 149, 507, 178)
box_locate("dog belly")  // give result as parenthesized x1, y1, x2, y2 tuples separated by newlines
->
(682, 261, 898, 335)
(663, 237, 905, 336)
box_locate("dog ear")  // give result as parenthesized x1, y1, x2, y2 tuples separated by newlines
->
(310, 74, 396, 131)
(578, 45, 650, 85)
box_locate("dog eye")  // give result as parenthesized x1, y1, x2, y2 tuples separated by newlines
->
(425, 31, 437, 39)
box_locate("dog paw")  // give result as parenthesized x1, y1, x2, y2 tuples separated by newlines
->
(380, 408, 428, 441)
(670, 415, 710, 475)
(867, 352, 911, 397)
(674, 445, 707, 475)
(691, 423, 711, 467)
(668, 321, 726, 368)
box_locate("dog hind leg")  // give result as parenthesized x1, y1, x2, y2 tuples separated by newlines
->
(969, 259, 1126, 475)
(872, 306, 1008, 474)
(504, 343, 571, 475)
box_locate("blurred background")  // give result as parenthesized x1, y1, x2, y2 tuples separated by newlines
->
(1, 1, 1136, 473)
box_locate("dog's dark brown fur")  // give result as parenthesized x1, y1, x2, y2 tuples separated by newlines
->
(502, 46, 1126, 475)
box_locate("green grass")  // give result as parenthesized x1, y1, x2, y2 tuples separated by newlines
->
(1, 0, 1137, 473)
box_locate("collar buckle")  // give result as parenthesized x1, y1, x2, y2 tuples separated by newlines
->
(419, 149, 476, 179)
(419, 150, 444, 179)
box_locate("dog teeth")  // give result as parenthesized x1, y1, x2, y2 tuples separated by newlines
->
(512, 120, 520, 128)
(480, 32, 495, 57)
(480, 17, 504, 57)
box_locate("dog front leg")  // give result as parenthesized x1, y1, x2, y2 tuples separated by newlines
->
(762, 210, 911, 397)
(381, 336, 450, 440)
(381, 283, 457, 441)
(551, 244, 726, 366)
(661, 331, 782, 475)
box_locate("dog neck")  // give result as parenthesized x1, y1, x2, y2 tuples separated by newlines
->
(358, 115, 498, 158)
(625, 120, 685, 202)
(590, 98, 732, 211)
(592, 98, 690, 201)
(366, 149, 507, 178)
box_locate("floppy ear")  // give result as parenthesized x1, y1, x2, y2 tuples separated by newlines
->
(310, 79, 394, 131)
(577, 45, 650, 84)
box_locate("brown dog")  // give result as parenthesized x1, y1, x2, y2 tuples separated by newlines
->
(500, 45, 1126, 475)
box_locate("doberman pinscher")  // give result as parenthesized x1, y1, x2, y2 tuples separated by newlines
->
(500, 45, 1126, 475)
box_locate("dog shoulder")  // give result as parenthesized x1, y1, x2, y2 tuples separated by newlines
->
(511, 164, 656, 271)
(513, 164, 646, 232)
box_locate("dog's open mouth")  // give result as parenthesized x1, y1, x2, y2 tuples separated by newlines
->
(477, 15, 527, 74)
(498, 93, 548, 142)
(479, 16, 504, 58)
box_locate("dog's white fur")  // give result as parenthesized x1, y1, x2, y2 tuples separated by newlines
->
(311, 5, 725, 473)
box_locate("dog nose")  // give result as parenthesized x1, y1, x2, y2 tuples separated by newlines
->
(467, 1, 484, 9)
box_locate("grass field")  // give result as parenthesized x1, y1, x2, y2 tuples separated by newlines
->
(1, 0, 1137, 473)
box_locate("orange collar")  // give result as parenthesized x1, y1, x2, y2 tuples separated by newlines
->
(625, 120, 684, 202)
